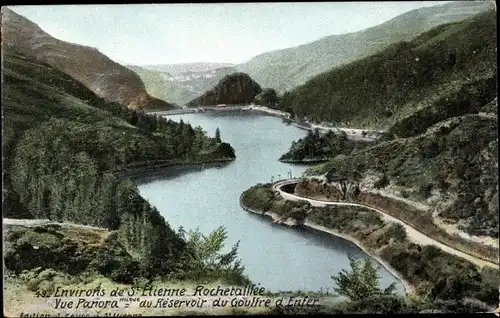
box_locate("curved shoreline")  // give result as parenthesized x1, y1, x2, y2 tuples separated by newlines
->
(278, 158, 329, 164)
(238, 194, 414, 296)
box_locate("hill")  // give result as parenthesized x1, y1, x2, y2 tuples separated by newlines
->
(1, 7, 174, 110)
(186, 72, 262, 107)
(236, 1, 494, 93)
(274, 10, 496, 131)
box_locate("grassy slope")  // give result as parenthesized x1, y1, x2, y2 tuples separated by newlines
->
(235, 1, 494, 93)
(2, 49, 252, 315)
(276, 10, 496, 129)
(2, 49, 231, 168)
(3, 223, 266, 317)
(278, 11, 498, 238)
(2, 52, 133, 145)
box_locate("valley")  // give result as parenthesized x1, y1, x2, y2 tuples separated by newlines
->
(2, 2, 498, 316)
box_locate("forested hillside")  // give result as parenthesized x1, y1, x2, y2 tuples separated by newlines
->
(236, 1, 493, 93)
(2, 49, 236, 280)
(279, 130, 370, 162)
(275, 10, 496, 129)
(278, 10, 498, 239)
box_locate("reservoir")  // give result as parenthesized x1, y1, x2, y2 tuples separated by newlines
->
(136, 111, 404, 293)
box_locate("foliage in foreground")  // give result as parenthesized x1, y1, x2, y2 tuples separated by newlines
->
(4, 222, 251, 288)
(268, 252, 494, 314)
(331, 255, 397, 301)
(174, 226, 251, 286)
(269, 295, 493, 314)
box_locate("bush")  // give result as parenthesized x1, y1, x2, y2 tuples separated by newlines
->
(175, 226, 251, 286)
(331, 255, 397, 301)
(374, 174, 390, 189)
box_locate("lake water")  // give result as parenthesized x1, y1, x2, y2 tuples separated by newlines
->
(136, 111, 404, 293)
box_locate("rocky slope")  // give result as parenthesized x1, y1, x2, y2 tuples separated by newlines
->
(241, 184, 499, 308)
(284, 11, 498, 240)
(1, 7, 174, 110)
(186, 72, 262, 107)
(306, 109, 498, 239)
(236, 1, 494, 93)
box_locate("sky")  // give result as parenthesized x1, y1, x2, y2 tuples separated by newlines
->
(10, 2, 450, 66)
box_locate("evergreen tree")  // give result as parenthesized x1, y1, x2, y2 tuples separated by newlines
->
(215, 127, 222, 143)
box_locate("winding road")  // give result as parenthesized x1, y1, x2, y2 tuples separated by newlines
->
(272, 179, 498, 269)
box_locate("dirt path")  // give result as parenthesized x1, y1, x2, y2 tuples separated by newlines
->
(272, 180, 498, 269)
(3, 218, 107, 231)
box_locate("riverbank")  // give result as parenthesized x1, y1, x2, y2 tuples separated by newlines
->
(279, 158, 330, 164)
(115, 157, 235, 179)
(238, 194, 414, 296)
(303, 220, 414, 296)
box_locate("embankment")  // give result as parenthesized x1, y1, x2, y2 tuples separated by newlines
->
(294, 180, 499, 265)
(238, 194, 414, 295)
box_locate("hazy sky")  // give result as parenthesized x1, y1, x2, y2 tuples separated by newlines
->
(10, 2, 449, 65)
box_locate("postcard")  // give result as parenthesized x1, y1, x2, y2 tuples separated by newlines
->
(2, 1, 498, 316)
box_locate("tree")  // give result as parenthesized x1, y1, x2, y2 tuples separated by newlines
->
(331, 255, 396, 301)
(176, 226, 248, 284)
(194, 126, 207, 151)
(215, 127, 222, 143)
(254, 88, 279, 107)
